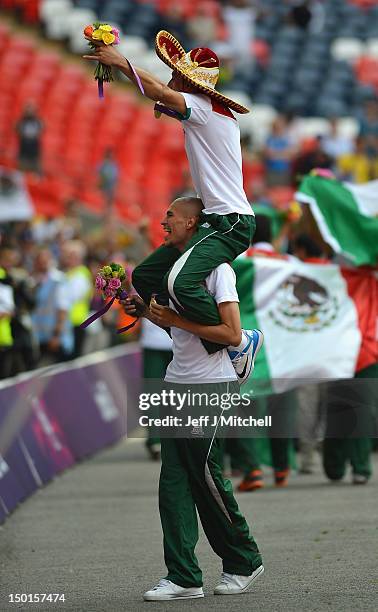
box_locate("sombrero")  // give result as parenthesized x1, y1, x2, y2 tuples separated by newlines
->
(155, 30, 250, 114)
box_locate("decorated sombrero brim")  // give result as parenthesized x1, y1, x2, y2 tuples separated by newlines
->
(155, 30, 250, 114)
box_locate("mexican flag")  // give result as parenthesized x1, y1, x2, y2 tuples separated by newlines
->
(295, 175, 378, 267)
(233, 252, 378, 395)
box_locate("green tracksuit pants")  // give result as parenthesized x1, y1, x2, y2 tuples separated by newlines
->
(323, 363, 377, 480)
(132, 213, 255, 329)
(143, 348, 173, 448)
(158, 381, 262, 588)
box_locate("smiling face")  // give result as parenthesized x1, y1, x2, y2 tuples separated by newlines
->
(161, 198, 203, 251)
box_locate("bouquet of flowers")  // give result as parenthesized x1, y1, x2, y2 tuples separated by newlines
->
(84, 22, 120, 98)
(80, 262, 138, 333)
(95, 262, 127, 299)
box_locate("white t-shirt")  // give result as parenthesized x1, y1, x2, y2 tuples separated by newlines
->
(165, 263, 238, 384)
(140, 317, 173, 351)
(180, 92, 254, 217)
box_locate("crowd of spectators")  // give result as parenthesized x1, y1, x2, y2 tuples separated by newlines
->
(0, 201, 154, 379)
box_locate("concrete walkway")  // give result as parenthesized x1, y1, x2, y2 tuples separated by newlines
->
(0, 438, 376, 612)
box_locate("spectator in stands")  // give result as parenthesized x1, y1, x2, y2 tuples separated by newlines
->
(358, 98, 378, 140)
(321, 118, 354, 160)
(0, 245, 37, 374)
(15, 102, 43, 174)
(264, 116, 296, 186)
(60, 240, 92, 358)
(157, 5, 191, 50)
(187, 4, 218, 47)
(0, 253, 14, 379)
(97, 149, 119, 210)
(287, 0, 312, 29)
(32, 247, 73, 366)
(337, 136, 378, 183)
(223, 0, 258, 71)
(291, 136, 332, 186)
(292, 232, 325, 261)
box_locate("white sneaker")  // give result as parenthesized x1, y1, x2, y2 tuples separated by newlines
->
(214, 565, 264, 595)
(143, 578, 204, 601)
(228, 330, 264, 385)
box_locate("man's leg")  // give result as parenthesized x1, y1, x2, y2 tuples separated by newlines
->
(178, 381, 262, 576)
(165, 214, 255, 326)
(349, 438, 372, 480)
(186, 435, 262, 575)
(132, 244, 181, 306)
(323, 438, 347, 481)
(144, 348, 173, 458)
(159, 438, 203, 588)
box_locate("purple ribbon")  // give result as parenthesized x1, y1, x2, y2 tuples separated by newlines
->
(80, 289, 139, 334)
(98, 79, 104, 99)
(127, 60, 145, 95)
(116, 318, 139, 334)
(80, 295, 116, 329)
(154, 102, 183, 120)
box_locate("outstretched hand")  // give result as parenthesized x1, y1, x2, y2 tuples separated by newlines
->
(83, 37, 123, 67)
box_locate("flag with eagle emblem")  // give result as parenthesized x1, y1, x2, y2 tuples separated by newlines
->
(233, 252, 377, 395)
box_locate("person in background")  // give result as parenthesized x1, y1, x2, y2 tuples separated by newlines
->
(15, 101, 43, 174)
(60, 240, 92, 358)
(0, 257, 15, 379)
(97, 149, 119, 211)
(264, 116, 295, 186)
(187, 3, 217, 47)
(32, 247, 73, 366)
(321, 118, 354, 160)
(322, 362, 377, 485)
(291, 136, 333, 186)
(140, 317, 173, 461)
(235, 216, 295, 491)
(337, 136, 378, 183)
(292, 232, 326, 473)
(0, 245, 37, 375)
(223, 0, 258, 72)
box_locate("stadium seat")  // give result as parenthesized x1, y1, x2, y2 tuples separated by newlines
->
(331, 38, 364, 61)
(40, 0, 73, 22)
(294, 118, 331, 139)
(366, 38, 378, 58)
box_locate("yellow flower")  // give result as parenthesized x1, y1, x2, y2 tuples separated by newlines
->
(99, 24, 113, 31)
(102, 32, 115, 45)
(92, 28, 103, 40)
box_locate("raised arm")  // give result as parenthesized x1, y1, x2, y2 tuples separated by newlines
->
(83, 41, 187, 114)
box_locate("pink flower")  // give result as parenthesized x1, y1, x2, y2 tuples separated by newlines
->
(95, 275, 106, 290)
(112, 28, 120, 44)
(108, 277, 121, 290)
(104, 285, 115, 298)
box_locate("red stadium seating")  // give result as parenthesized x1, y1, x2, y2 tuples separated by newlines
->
(0, 29, 185, 223)
(355, 56, 378, 93)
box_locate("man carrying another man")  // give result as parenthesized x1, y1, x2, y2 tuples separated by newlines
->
(123, 197, 264, 601)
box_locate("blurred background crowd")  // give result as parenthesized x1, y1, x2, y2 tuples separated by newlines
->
(0, 1, 377, 484)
